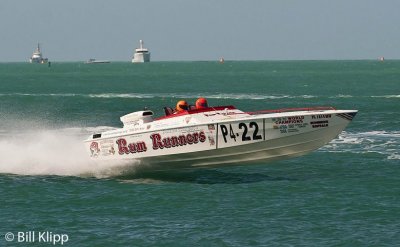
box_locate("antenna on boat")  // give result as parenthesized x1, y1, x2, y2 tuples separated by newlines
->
(140, 40, 143, 49)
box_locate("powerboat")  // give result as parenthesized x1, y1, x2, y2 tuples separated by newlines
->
(85, 103, 357, 169)
(132, 40, 150, 63)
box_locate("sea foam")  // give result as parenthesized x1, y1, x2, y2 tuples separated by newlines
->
(321, 131, 400, 160)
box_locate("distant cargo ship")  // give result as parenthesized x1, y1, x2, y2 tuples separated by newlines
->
(29, 43, 49, 64)
(85, 59, 110, 64)
(132, 40, 150, 63)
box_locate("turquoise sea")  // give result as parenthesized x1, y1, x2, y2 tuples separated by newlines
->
(0, 61, 399, 246)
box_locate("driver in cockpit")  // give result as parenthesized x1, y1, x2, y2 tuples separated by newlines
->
(176, 100, 189, 112)
(195, 97, 208, 109)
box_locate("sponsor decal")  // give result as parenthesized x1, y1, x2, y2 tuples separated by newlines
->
(272, 116, 308, 134)
(97, 129, 211, 157)
(98, 139, 116, 157)
(311, 120, 329, 128)
(90, 141, 115, 158)
(207, 124, 216, 145)
(274, 116, 304, 125)
(150, 131, 206, 150)
(208, 136, 215, 146)
(311, 114, 332, 119)
(116, 138, 147, 155)
(204, 111, 234, 117)
(90, 142, 100, 157)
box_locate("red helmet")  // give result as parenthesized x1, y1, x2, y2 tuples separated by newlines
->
(196, 98, 208, 109)
(176, 100, 188, 111)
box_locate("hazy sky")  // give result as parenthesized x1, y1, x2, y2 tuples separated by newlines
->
(1, 0, 399, 61)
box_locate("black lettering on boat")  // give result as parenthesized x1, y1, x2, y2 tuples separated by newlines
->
(220, 122, 263, 143)
(220, 124, 228, 143)
(250, 122, 262, 140)
(239, 123, 251, 141)
(311, 114, 332, 119)
(229, 124, 237, 142)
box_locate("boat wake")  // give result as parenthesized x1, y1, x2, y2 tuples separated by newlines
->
(0, 126, 146, 178)
(320, 131, 400, 160)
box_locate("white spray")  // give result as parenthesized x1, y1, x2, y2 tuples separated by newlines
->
(0, 126, 141, 177)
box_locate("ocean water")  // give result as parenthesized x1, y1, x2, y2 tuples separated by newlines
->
(0, 61, 399, 246)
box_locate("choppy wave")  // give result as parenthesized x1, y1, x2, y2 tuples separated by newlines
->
(330, 94, 353, 98)
(321, 131, 400, 160)
(158, 93, 317, 100)
(0, 92, 318, 100)
(370, 95, 400, 98)
(0, 93, 79, 97)
(87, 93, 155, 99)
(2, 92, 400, 100)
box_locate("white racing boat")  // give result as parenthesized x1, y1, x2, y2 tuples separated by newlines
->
(85, 100, 357, 169)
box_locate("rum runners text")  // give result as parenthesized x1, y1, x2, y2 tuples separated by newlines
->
(116, 131, 206, 154)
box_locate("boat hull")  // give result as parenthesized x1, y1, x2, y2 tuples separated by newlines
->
(85, 110, 357, 170)
(138, 122, 347, 169)
(132, 52, 150, 63)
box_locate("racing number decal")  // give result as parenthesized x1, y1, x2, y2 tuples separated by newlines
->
(250, 122, 263, 140)
(220, 124, 234, 142)
(219, 120, 264, 147)
(238, 123, 251, 141)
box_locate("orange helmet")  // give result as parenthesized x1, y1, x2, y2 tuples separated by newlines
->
(176, 100, 188, 111)
(195, 98, 208, 109)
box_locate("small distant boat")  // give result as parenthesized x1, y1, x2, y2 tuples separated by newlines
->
(85, 59, 111, 64)
(379, 57, 385, 62)
(219, 57, 225, 64)
(132, 40, 151, 63)
(29, 43, 49, 64)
